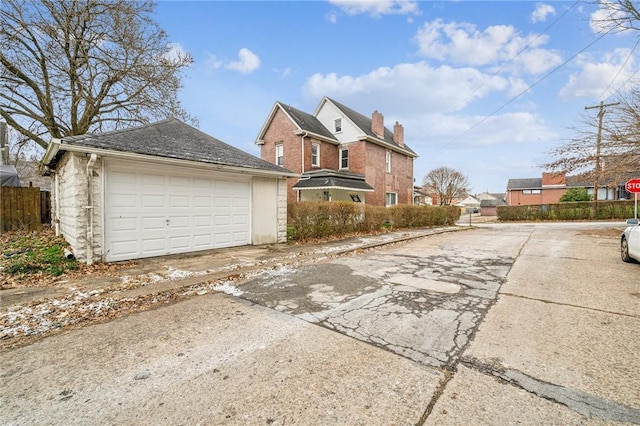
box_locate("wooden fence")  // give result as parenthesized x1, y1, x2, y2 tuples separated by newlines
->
(1, 186, 43, 231)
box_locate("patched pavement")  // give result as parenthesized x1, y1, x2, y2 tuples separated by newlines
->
(237, 230, 518, 368)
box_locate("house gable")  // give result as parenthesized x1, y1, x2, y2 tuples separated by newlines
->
(257, 97, 417, 206)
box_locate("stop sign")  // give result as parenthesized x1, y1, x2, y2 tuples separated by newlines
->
(626, 178, 640, 193)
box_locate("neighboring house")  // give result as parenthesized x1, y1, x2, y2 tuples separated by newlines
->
(507, 172, 568, 206)
(475, 192, 505, 202)
(479, 199, 506, 216)
(255, 97, 418, 206)
(506, 171, 634, 206)
(413, 186, 433, 206)
(42, 118, 296, 264)
(457, 195, 480, 212)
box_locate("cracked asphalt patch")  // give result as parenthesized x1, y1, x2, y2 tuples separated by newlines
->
(238, 242, 514, 368)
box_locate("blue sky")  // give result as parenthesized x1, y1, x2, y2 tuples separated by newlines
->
(155, 0, 638, 194)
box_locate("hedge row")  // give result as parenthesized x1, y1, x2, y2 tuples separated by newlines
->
(287, 202, 461, 242)
(497, 200, 636, 221)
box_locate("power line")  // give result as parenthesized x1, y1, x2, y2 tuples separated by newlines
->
(445, 28, 614, 147)
(454, 0, 582, 111)
(598, 37, 640, 99)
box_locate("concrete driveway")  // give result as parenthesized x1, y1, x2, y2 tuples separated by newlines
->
(1, 222, 639, 425)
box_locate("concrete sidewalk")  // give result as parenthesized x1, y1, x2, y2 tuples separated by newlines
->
(1, 226, 463, 309)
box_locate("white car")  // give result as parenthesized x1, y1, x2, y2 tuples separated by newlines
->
(621, 218, 640, 263)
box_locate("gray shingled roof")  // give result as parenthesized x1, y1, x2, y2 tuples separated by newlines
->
(55, 118, 292, 174)
(506, 178, 542, 190)
(328, 98, 417, 156)
(293, 169, 374, 191)
(278, 102, 337, 141)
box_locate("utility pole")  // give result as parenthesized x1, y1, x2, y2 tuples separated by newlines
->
(584, 101, 619, 219)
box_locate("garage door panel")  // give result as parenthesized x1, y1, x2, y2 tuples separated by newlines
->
(142, 173, 165, 186)
(111, 216, 138, 232)
(106, 161, 251, 262)
(142, 194, 165, 208)
(142, 216, 165, 231)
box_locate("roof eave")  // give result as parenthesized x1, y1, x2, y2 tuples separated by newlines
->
(358, 135, 418, 158)
(293, 130, 339, 144)
(294, 186, 374, 192)
(49, 144, 299, 178)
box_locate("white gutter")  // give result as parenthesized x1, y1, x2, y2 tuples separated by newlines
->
(300, 131, 308, 173)
(85, 153, 97, 265)
(42, 138, 62, 167)
(52, 143, 300, 178)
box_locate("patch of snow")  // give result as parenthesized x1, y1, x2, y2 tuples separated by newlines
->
(210, 281, 243, 296)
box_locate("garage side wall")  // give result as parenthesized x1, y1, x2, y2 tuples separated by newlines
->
(251, 177, 286, 245)
(52, 152, 103, 262)
(277, 177, 287, 242)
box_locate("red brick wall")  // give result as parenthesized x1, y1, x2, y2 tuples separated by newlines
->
(507, 188, 567, 205)
(260, 108, 302, 201)
(364, 144, 413, 206)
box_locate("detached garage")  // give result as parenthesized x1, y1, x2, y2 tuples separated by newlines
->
(42, 119, 296, 263)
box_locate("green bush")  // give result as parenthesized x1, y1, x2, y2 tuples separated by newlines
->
(497, 200, 635, 222)
(287, 202, 460, 242)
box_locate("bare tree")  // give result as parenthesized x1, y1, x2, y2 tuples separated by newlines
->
(1, 0, 195, 150)
(545, 91, 640, 188)
(422, 166, 470, 206)
(591, 0, 640, 33)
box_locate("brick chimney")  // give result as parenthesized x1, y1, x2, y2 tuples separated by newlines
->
(393, 121, 404, 147)
(372, 110, 384, 138)
(542, 172, 566, 186)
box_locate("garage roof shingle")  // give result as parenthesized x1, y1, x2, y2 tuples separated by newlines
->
(56, 118, 292, 174)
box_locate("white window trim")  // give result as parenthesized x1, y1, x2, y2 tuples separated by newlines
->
(386, 192, 397, 207)
(385, 150, 391, 173)
(311, 142, 320, 167)
(340, 148, 349, 169)
(275, 143, 284, 166)
(334, 117, 343, 133)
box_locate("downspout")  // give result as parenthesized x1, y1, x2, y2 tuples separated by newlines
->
(85, 153, 97, 265)
(299, 131, 308, 202)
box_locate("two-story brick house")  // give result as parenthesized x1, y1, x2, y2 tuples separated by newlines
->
(255, 97, 418, 206)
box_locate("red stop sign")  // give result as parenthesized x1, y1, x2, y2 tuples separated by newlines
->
(626, 179, 640, 193)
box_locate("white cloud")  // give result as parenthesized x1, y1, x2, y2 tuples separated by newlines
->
(558, 49, 637, 99)
(407, 112, 556, 149)
(531, 3, 555, 23)
(328, 0, 419, 17)
(226, 48, 261, 74)
(414, 19, 562, 75)
(163, 43, 191, 65)
(302, 61, 510, 115)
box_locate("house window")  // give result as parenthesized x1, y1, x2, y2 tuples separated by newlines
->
(311, 143, 320, 167)
(275, 143, 284, 166)
(386, 192, 397, 206)
(334, 118, 342, 133)
(340, 148, 349, 169)
(350, 194, 361, 203)
(523, 189, 541, 194)
(385, 150, 391, 173)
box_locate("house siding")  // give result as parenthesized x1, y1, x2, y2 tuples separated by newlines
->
(364, 143, 413, 205)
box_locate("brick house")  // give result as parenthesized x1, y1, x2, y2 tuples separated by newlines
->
(506, 171, 634, 205)
(255, 97, 418, 206)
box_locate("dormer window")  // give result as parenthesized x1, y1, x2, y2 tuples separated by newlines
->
(334, 118, 342, 133)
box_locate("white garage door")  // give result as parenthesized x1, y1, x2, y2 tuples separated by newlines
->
(105, 161, 250, 262)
